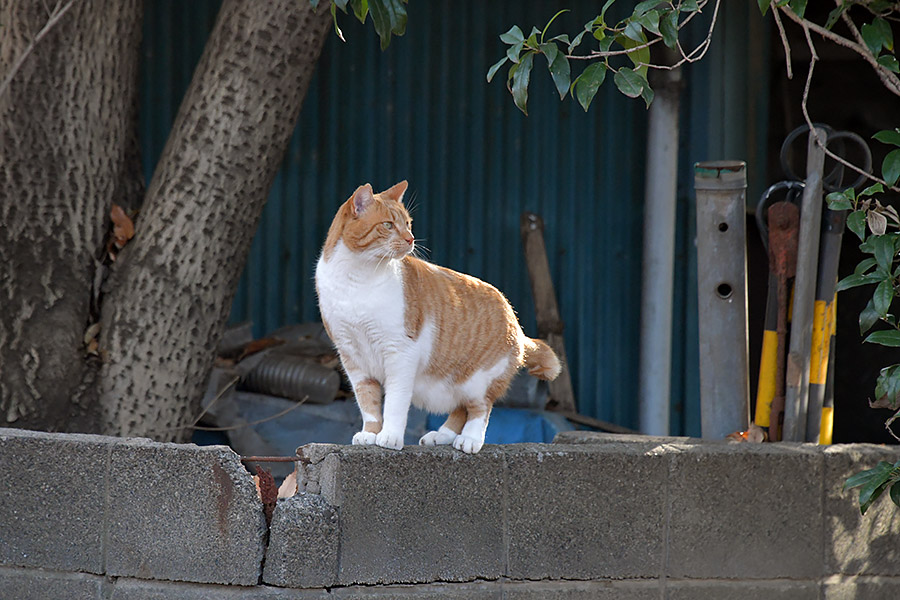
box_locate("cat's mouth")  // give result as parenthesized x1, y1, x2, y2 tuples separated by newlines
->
(388, 241, 414, 258)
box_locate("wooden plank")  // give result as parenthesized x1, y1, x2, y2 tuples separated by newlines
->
(520, 212, 576, 412)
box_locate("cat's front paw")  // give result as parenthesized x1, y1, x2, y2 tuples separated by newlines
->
(419, 427, 457, 446)
(352, 431, 377, 445)
(453, 434, 484, 454)
(375, 429, 404, 450)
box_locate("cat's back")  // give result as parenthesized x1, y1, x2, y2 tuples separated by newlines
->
(400, 256, 521, 353)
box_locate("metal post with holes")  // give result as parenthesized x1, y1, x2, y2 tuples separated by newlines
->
(694, 161, 750, 439)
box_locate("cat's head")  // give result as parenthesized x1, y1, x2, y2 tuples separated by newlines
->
(324, 181, 414, 261)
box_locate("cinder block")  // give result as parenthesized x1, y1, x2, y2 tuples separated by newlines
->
(110, 577, 331, 599)
(505, 443, 667, 580)
(502, 579, 660, 600)
(0, 565, 102, 600)
(105, 439, 266, 585)
(824, 575, 900, 600)
(262, 493, 339, 588)
(553, 431, 701, 446)
(333, 581, 502, 599)
(665, 579, 819, 600)
(666, 442, 823, 579)
(824, 444, 900, 576)
(0, 428, 109, 574)
(297, 444, 506, 585)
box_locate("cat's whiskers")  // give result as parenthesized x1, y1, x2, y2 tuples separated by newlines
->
(412, 239, 431, 260)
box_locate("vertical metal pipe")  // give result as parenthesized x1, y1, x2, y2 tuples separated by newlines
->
(638, 65, 682, 436)
(783, 128, 827, 442)
(694, 161, 750, 439)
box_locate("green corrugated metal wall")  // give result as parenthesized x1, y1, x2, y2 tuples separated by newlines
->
(140, 1, 769, 434)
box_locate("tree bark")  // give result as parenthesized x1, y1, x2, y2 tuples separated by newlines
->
(98, 0, 332, 441)
(0, 0, 144, 430)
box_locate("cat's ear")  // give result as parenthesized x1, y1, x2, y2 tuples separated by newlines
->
(382, 180, 409, 204)
(350, 183, 375, 216)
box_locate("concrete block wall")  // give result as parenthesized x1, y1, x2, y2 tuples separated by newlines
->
(2, 427, 900, 599)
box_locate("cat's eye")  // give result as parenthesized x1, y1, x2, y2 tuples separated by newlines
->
(382, 221, 393, 229)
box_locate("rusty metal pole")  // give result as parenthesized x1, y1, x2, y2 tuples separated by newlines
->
(783, 128, 827, 442)
(694, 161, 750, 439)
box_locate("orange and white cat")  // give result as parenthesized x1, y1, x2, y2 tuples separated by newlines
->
(315, 181, 560, 454)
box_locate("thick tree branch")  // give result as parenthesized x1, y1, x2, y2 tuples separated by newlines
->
(0, 0, 76, 98)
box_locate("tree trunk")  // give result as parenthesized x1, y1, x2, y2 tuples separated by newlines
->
(98, 0, 332, 441)
(0, 0, 144, 431)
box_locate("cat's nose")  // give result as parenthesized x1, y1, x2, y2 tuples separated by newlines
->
(404, 236, 414, 245)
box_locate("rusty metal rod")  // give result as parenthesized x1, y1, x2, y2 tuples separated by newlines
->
(783, 128, 827, 442)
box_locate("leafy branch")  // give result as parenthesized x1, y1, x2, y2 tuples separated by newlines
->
(313, 0, 408, 50)
(487, 0, 719, 113)
(844, 459, 900, 514)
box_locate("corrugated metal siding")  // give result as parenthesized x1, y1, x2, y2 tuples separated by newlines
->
(140, 1, 768, 432)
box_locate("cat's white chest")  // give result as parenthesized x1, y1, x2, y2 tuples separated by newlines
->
(315, 242, 409, 377)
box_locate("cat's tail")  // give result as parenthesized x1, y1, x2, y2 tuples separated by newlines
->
(523, 337, 562, 381)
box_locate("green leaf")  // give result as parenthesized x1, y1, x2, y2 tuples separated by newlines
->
(826, 192, 853, 211)
(891, 480, 900, 508)
(568, 29, 587, 54)
(884, 149, 900, 187)
(573, 62, 607, 111)
(660, 10, 679, 48)
(865, 329, 900, 347)
(861, 183, 885, 197)
(874, 129, 900, 148)
(510, 51, 534, 115)
(640, 83, 654, 107)
(541, 43, 571, 100)
(541, 42, 559, 65)
(600, 0, 616, 20)
(636, 10, 660, 36)
(368, 0, 407, 50)
(788, 0, 807, 18)
(848, 210, 867, 241)
(860, 480, 890, 514)
(874, 234, 896, 272)
(876, 365, 900, 409)
(500, 25, 525, 44)
(878, 54, 900, 74)
(624, 20, 644, 43)
(857, 461, 896, 513)
(855, 257, 878, 275)
(333, 0, 350, 10)
(836, 273, 876, 292)
(680, 0, 699, 12)
(758, 0, 772, 14)
(845, 466, 883, 491)
(618, 34, 651, 78)
(874, 278, 894, 316)
(614, 67, 645, 98)
(875, 17, 893, 52)
(861, 298, 880, 335)
(825, 5, 845, 30)
(486, 56, 508, 83)
(861, 20, 886, 56)
(635, 0, 661, 16)
(507, 40, 525, 64)
(351, 0, 368, 23)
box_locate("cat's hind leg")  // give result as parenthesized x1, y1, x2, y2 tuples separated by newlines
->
(351, 378, 383, 445)
(419, 406, 466, 446)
